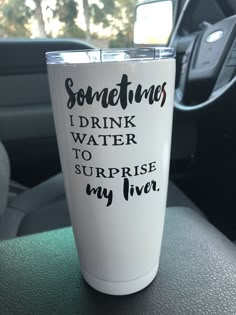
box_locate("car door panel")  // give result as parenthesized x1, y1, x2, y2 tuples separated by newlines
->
(0, 39, 94, 186)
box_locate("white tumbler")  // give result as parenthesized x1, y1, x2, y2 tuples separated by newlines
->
(46, 48, 175, 295)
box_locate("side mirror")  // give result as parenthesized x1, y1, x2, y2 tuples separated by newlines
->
(133, 0, 173, 46)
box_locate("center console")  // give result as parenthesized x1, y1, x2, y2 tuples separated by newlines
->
(0, 206, 235, 314)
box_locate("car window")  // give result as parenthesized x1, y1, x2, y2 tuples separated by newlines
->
(0, 0, 140, 48)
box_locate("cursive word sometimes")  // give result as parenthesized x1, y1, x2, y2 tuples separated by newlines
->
(65, 74, 167, 110)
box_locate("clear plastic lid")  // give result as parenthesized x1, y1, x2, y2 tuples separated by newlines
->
(46, 47, 175, 64)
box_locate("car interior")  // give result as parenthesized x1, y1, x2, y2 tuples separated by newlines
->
(0, 0, 236, 313)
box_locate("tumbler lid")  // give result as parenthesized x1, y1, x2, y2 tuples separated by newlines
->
(46, 47, 175, 64)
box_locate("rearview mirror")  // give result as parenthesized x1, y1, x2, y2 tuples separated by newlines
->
(134, 0, 173, 46)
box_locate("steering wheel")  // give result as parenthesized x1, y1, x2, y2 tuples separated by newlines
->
(170, 0, 236, 111)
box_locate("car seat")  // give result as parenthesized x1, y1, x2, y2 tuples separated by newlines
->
(0, 140, 202, 240)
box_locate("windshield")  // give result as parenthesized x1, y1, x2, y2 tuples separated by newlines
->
(0, 0, 141, 48)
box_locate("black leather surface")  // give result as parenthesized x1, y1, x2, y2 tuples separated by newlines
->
(0, 207, 236, 314)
